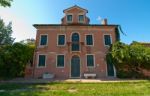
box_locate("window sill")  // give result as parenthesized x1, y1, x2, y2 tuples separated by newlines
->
(38, 45, 48, 48)
(57, 45, 66, 47)
(56, 67, 65, 68)
(37, 66, 46, 68)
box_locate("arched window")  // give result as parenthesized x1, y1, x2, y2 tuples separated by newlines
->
(72, 33, 80, 51)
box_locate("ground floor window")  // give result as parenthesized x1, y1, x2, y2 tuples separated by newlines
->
(38, 55, 46, 67)
(57, 55, 65, 67)
(86, 54, 94, 67)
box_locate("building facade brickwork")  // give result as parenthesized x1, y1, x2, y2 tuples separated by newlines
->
(25, 5, 119, 79)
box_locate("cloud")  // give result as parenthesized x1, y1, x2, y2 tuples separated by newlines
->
(97, 16, 102, 21)
(0, 8, 36, 42)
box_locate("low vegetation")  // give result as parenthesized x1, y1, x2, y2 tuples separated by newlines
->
(0, 80, 149, 96)
(107, 41, 150, 78)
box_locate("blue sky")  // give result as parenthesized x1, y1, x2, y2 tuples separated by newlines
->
(0, 0, 150, 44)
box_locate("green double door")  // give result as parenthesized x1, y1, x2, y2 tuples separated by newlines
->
(71, 56, 80, 78)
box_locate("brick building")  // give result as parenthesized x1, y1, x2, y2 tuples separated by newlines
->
(26, 5, 120, 79)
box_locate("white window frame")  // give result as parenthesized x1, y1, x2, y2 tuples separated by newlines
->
(85, 34, 94, 46)
(39, 34, 48, 47)
(71, 32, 81, 52)
(37, 54, 47, 68)
(78, 14, 85, 23)
(57, 34, 66, 46)
(103, 34, 112, 47)
(86, 54, 95, 68)
(56, 54, 65, 68)
(66, 14, 73, 23)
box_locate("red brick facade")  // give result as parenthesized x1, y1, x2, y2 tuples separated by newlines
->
(25, 5, 119, 79)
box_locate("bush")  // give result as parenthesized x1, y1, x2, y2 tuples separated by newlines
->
(0, 43, 34, 79)
(108, 41, 150, 79)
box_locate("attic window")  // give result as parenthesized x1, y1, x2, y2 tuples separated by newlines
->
(67, 15, 72, 22)
(79, 15, 84, 23)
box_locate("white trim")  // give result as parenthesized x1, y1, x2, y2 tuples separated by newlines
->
(56, 54, 65, 68)
(37, 54, 47, 68)
(78, 14, 85, 23)
(85, 34, 94, 46)
(103, 34, 112, 47)
(66, 14, 73, 23)
(57, 34, 66, 46)
(71, 32, 81, 52)
(39, 34, 48, 47)
(70, 55, 81, 78)
(113, 65, 116, 77)
(86, 54, 95, 68)
(106, 59, 116, 77)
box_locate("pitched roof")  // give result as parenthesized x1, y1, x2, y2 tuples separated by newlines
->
(63, 5, 88, 13)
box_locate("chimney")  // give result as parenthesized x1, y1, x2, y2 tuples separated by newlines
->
(101, 18, 107, 25)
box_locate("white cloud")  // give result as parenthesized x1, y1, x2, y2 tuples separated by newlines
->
(97, 16, 102, 21)
(0, 8, 36, 42)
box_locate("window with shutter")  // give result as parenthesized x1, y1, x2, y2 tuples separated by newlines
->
(58, 35, 65, 45)
(67, 15, 72, 22)
(38, 55, 46, 67)
(86, 35, 93, 45)
(87, 55, 94, 67)
(72, 33, 80, 51)
(40, 35, 47, 46)
(104, 35, 111, 46)
(57, 55, 64, 67)
(78, 15, 84, 23)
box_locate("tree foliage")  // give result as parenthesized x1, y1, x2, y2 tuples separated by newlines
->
(0, 18, 14, 45)
(0, 0, 13, 7)
(108, 41, 150, 78)
(0, 43, 35, 79)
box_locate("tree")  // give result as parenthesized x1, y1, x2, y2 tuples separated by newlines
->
(108, 41, 150, 78)
(0, 43, 35, 79)
(0, 0, 13, 7)
(20, 38, 35, 45)
(0, 18, 14, 45)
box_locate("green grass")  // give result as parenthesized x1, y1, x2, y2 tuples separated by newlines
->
(0, 80, 150, 96)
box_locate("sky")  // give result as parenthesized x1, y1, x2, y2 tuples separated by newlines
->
(0, 0, 150, 44)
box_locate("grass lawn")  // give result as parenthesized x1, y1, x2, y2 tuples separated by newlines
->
(0, 80, 150, 96)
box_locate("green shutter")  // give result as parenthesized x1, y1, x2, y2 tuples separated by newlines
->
(79, 15, 84, 22)
(86, 35, 93, 45)
(72, 33, 80, 51)
(40, 35, 47, 45)
(38, 55, 46, 67)
(87, 55, 94, 67)
(57, 55, 64, 67)
(58, 35, 65, 45)
(67, 15, 72, 22)
(104, 35, 111, 45)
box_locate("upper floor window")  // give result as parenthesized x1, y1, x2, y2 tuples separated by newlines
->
(67, 15, 72, 22)
(87, 54, 94, 67)
(40, 35, 47, 46)
(58, 35, 65, 46)
(78, 15, 84, 23)
(38, 55, 46, 67)
(72, 33, 80, 51)
(57, 55, 65, 67)
(104, 35, 112, 46)
(86, 35, 93, 46)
